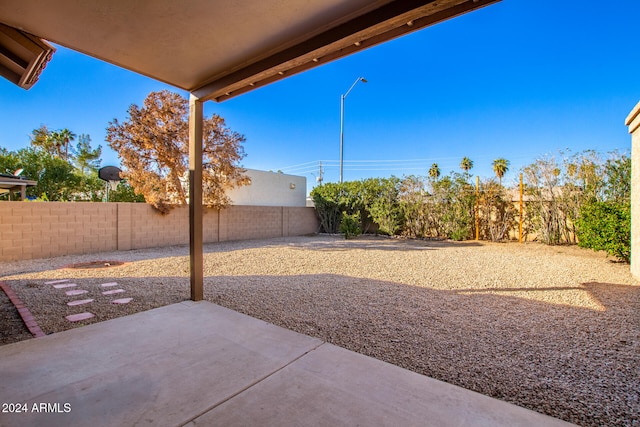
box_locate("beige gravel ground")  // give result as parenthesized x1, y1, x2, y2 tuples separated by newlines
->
(1, 235, 639, 426)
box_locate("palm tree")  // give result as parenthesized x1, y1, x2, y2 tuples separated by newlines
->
(492, 158, 510, 186)
(46, 130, 63, 158)
(58, 128, 76, 161)
(460, 157, 473, 180)
(428, 163, 440, 181)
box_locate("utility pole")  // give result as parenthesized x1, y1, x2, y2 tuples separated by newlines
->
(317, 161, 324, 184)
(339, 76, 367, 184)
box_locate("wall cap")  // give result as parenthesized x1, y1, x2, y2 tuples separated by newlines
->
(625, 101, 640, 134)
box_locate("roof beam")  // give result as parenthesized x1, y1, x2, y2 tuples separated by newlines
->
(0, 22, 55, 90)
(194, 0, 500, 102)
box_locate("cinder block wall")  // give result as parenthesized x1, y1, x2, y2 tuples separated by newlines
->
(626, 101, 640, 280)
(0, 202, 119, 260)
(0, 202, 319, 261)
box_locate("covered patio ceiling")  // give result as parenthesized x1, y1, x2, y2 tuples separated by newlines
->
(0, 0, 499, 102)
(1, 0, 500, 300)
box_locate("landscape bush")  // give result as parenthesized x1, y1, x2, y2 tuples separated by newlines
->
(576, 201, 630, 262)
(477, 180, 516, 242)
(574, 152, 631, 262)
(310, 182, 344, 233)
(339, 211, 362, 239)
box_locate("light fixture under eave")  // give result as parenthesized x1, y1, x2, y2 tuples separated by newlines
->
(0, 22, 55, 90)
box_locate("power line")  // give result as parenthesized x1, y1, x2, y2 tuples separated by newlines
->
(276, 154, 544, 181)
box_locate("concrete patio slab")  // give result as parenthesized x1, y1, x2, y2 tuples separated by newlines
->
(0, 301, 574, 427)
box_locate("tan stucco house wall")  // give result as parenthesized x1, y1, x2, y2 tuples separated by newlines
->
(626, 101, 640, 279)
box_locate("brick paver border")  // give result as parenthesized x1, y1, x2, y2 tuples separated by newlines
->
(0, 281, 46, 338)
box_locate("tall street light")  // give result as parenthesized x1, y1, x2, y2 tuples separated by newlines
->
(339, 76, 367, 184)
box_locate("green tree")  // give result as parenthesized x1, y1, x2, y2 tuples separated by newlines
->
(47, 129, 74, 160)
(108, 180, 146, 202)
(30, 125, 55, 155)
(492, 158, 510, 186)
(1, 143, 110, 202)
(29, 126, 77, 161)
(0, 147, 20, 175)
(603, 153, 630, 203)
(5, 147, 80, 200)
(72, 134, 102, 175)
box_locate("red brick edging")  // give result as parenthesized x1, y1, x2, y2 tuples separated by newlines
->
(0, 281, 46, 338)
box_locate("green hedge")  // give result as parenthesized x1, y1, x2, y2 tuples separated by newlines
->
(576, 201, 630, 262)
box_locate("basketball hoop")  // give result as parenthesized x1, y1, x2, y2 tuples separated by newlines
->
(98, 166, 123, 202)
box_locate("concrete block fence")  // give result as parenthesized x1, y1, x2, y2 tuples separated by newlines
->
(0, 202, 319, 261)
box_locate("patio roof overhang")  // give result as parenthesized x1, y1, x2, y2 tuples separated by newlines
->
(0, 0, 500, 300)
(0, 0, 499, 101)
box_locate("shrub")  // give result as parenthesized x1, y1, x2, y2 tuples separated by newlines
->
(399, 175, 428, 237)
(576, 201, 630, 262)
(366, 177, 403, 236)
(477, 180, 517, 241)
(339, 212, 362, 239)
(311, 183, 344, 233)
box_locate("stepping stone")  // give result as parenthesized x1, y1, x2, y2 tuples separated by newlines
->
(102, 289, 125, 295)
(66, 312, 95, 322)
(45, 279, 69, 285)
(112, 298, 133, 304)
(53, 283, 77, 289)
(65, 289, 88, 296)
(67, 299, 94, 306)
(100, 282, 119, 288)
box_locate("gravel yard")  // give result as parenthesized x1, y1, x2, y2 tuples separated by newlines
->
(1, 235, 638, 426)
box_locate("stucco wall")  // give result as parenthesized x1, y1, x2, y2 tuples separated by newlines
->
(626, 102, 640, 280)
(0, 202, 319, 261)
(227, 169, 307, 207)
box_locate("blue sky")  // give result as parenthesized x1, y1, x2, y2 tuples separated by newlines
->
(2, 0, 639, 194)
